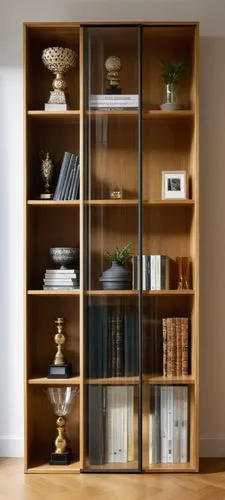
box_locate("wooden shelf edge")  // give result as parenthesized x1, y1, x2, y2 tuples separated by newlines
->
(27, 290, 80, 296)
(28, 376, 80, 385)
(27, 199, 194, 207)
(26, 461, 80, 474)
(87, 377, 139, 385)
(27, 110, 80, 118)
(86, 290, 195, 296)
(144, 375, 195, 385)
(144, 462, 196, 472)
(27, 200, 80, 206)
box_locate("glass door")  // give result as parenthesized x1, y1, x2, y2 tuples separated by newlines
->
(83, 25, 142, 472)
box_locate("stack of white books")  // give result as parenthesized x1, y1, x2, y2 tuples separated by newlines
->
(43, 269, 79, 290)
(89, 94, 139, 109)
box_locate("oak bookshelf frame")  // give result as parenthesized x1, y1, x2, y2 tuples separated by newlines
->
(24, 21, 199, 474)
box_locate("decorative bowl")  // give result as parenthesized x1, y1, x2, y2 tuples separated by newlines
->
(42, 47, 77, 74)
(50, 247, 79, 269)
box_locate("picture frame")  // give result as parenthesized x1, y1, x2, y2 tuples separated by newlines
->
(162, 170, 187, 200)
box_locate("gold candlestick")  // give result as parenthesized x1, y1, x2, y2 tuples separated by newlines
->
(54, 317, 65, 366)
(176, 256, 190, 289)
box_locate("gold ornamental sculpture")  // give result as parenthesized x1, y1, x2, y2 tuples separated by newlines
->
(105, 56, 122, 94)
(39, 151, 54, 199)
(42, 47, 78, 109)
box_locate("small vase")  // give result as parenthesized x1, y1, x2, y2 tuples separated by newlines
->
(160, 83, 182, 111)
(99, 261, 132, 290)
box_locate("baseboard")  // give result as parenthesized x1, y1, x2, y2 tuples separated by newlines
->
(0, 436, 23, 457)
(200, 436, 225, 457)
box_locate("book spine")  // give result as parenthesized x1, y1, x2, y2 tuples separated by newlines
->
(151, 256, 156, 290)
(181, 318, 189, 376)
(147, 255, 151, 290)
(173, 386, 180, 463)
(60, 154, 75, 200)
(71, 158, 80, 200)
(142, 255, 146, 291)
(180, 386, 188, 463)
(111, 315, 117, 377)
(167, 386, 173, 463)
(160, 386, 167, 463)
(162, 318, 167, 377)
(154, 385, 161, 463)
(176, 318, 182, 376)
(67, 158, 77, 200)
(127, 386, 134, 461)
(53, 152, 72, 200)
(149, 387, 154, 464)
(132, 256, 137, 290)
(116, 315, 124, 377)
(155, 255, 161, 290)
(88, 385, 105, 465)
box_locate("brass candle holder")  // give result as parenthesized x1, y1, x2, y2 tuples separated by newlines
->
(176, 256, 191, 289)
(48, 317, 73, 378)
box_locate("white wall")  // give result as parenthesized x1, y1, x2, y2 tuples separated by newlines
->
(1, 0, 225, 457)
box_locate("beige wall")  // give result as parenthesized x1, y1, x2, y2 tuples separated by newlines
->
(0, 0, 225, 456)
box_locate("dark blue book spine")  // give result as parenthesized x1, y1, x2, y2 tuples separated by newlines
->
(88, 385, 105, 465)
(68, 156, 78, 200)
(59, 154, 74, 200)
(71, 158, 80, 200)
(53, 152, 72, 200)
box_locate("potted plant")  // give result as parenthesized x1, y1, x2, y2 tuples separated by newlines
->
(99, 243, 132, 290)
(160, 59, 186, 111)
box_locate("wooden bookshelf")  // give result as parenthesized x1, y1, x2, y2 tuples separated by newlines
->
(24, 21, 199, 474)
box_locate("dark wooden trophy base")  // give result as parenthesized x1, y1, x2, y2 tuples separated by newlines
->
(48, 363, 73, 379)
(106, 88, 121, 94)
(49, 449, 72, 465)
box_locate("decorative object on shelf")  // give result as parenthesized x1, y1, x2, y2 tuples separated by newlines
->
(39, 151, 54, 200)
(50, 247, 79, 270)
(46, 386, 78, 465)
(162, 171, 187, 200)
(105, 56, 122, 94)
(42, 47, 78, 110)
(109, 185, 123, 199)
(99, 243, 132, 290)
(176, 256, 191, 289)
(160, 59, 186, 111)
(48, 317, 73, 378)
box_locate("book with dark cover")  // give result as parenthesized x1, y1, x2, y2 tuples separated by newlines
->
(60, 154, 75, 200)
(68, 156, 78, 200)
(53, 152, 72, 200)
(88, 385, 105, 465)
(115, 315, 124, 376)
(71, 159, 80, 200)
(111, 315, 117, 377)
(86, 305, 108, 378)
(124, 315, 138, 377)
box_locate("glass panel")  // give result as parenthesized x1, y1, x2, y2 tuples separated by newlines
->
(83, 26, 141, 471)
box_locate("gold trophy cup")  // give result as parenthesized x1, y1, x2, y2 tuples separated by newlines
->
(48, 317, 73, 378)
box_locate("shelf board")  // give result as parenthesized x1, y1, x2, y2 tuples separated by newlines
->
(85, 460, 138, 470)
(87, 110, 138, 119)
(145, 200, 194, 206)
(87, 377, 139, 385)
(144, 375, 195, 385)
(27, 200, 80, 206)
(27, 460, 80, 474)
(144, 462, 197, 472)
(28, 376, 80, 385)
(27, 290, 80, 296)
(27, 110, 80, 119)
(86, 199, 139, 206)
(143, 110, 194, 120)
(86, 290, 194, 296)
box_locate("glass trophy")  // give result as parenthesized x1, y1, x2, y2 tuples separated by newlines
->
(48, 317, 73, 378)
(47, 386, 78, 465)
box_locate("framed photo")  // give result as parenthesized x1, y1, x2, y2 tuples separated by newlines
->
(162, 171, 187, 200)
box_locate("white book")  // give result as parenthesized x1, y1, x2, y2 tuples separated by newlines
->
(180, 386, 188, 463)
(150, 256, 156, 290)
(127, 387, 134, 461)
(46, 269, 78, 274)
(142, 255, 146, 291)
(160, 386, 167, 463)
(44, 103, 68, 111)
(90, 94, 138, 100)
(106, 387, 128, 463)
(173, 386, 180, 463)
(167, 386, 173, 463)
(154, 386, 161, 463)
(44, 279, 77, 285)
(45, 273, 78, 279)
(155, 255, 161, 291)
(149, 387, 154, 464)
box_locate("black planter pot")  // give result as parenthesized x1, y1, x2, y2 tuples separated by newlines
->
(99, 261, 132, 290)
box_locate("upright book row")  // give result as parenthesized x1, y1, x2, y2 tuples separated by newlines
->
(54, 152, 80, 200)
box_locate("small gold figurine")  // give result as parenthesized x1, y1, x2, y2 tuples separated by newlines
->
(40, 151, 54, 199)
(105, 56, 122, 94)
(176, 257, 191, 289)
(55, 416, 67, 454)
(54, 317, 66, 365)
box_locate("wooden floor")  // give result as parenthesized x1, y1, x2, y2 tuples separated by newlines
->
(1, 459, 225, 500)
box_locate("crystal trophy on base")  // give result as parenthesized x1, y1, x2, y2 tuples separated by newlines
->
(48, 317, 73, 378)
(105, 56, 122, 94)
(39, 151, 54, 199)
(47, 387, 78, 465)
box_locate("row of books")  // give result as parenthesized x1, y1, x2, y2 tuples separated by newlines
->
(132, 255, 170, 290)
(162, 318, 189, 377)
(53, 152, 80, 200)
(149, 385, 188, 464)
(87, 307, 138, 378)
(89, 94, 139, 109)
(88, 385, 134, 465)
(43, 269, 79, 290)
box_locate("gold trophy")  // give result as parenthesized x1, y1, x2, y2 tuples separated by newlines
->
(47, 386, 78, 465)
(176, 257, 191, 289)
(105, 56, 122, 94)
(42, 47, 78, 110)
(48, 317, 73, 378)
(40, 151, 54, 200)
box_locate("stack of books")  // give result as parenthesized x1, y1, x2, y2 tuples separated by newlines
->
(149, 385, 188, 464)
(88, 385, 134, 465)
(43, 269, 79, 290)
(54, 152, 80, 200)
(89, 94, 139, 109)
(162, 317, 189, 377)
(87, 306, 138, 379)
(132, 255, 170, 290)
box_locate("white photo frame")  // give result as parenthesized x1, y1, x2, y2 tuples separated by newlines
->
(162, 171, 187, 200)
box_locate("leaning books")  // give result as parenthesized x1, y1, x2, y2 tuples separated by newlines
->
(54, 153, 80, 200)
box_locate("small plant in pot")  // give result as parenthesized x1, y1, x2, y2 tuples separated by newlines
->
(160, 59, 186, 111)
(99, 243, 132, 290)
